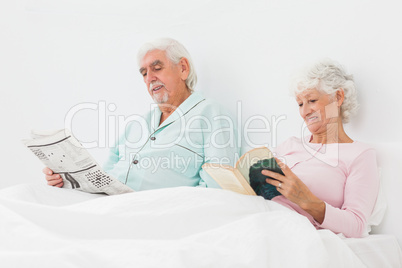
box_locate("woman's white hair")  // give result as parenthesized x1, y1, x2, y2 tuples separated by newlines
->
(137, 38, 197, 92)
(291, 58, 359, 123)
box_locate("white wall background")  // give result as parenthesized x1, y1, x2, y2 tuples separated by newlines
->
(1, 0, 402, 243)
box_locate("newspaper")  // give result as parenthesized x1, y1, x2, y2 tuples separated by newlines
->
(22, 129, 134, 195)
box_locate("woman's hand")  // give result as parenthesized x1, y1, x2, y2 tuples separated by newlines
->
(262, 158, 326, 224)
(43, 167, 64, 188)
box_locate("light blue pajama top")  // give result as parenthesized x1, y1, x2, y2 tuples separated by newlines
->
(103, 92, 239, 191)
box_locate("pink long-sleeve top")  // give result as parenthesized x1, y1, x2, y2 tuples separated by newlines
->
(272, 136, 379, 238)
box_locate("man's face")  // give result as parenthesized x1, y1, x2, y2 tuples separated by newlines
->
(139, 50, 188, 105)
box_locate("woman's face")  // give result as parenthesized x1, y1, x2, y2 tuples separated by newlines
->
(296, 88, 340, 134)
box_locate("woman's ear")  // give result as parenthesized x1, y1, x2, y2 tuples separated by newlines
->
(336, 89, 345, 107)
(178, 57, 190, 81)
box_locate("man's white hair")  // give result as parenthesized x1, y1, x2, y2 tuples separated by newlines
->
(137, 38, 197, 92)
(291, 58, 359, 123)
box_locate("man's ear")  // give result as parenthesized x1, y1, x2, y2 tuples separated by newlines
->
(336, 89, 345, 107)
(178, 57, 190, 81)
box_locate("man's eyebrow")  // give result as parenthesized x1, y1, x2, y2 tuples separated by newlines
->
(139, 60, 164, 73)
(150, 60, 163, 67)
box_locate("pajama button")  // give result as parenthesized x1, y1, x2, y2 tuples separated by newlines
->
(150, 137, 156, 141)
(133, 160, 139, 164)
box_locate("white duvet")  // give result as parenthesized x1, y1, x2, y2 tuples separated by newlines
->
(0, 184, 364, 268)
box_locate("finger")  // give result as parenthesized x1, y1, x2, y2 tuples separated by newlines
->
(53, 181, 64, 188)
(48, 180, 63, 187)
(42, 167, 54, 175)
(47, 177, 63, 186)
(276, 186, 284, 194)
(45, 173, 61, 182)
(265, 178, 287, 196)
(261, 169, 284, 181)
(266, 178, 286, 194)
(265, 177, 282, 186)
(274, 157, 294, 176)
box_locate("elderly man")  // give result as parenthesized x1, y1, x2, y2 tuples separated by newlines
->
(44, 38, 239, 190)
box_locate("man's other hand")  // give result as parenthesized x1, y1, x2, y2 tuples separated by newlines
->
(43, 167, 64, 188)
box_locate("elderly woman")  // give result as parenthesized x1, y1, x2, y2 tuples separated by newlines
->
(264, 59, 379, 238)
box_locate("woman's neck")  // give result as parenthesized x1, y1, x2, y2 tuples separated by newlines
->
(310, 121, 353, 144)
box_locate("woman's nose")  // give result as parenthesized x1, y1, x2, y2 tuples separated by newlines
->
(300, 104, 311, 118)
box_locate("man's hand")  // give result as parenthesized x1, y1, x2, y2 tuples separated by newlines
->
(43, 167, 64, 188)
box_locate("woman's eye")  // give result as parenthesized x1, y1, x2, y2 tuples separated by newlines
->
(298, 103, 303, 107)
(310, 99, 317, 103)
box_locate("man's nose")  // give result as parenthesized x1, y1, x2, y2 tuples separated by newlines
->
(145, 70, 156, 84)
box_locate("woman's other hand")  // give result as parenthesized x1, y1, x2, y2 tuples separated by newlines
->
(262, 158, 325, 224)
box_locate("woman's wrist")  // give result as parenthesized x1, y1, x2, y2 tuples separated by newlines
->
(300, 199, 326, 224)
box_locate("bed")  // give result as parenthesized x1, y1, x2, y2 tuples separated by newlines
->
(1, 183, 401, 268)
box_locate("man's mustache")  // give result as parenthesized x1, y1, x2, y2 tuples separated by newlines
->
(150, 81, 165, 90)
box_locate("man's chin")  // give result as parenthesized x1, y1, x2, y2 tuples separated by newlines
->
(153, 94, 169, 104)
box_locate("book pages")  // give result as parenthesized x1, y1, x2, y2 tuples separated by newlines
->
(22, 129, 134, 195)
(202, 163, 256, 196)
(235, 147, 274, 183)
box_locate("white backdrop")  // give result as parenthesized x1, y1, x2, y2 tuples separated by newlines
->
(1, 0, 402, 242)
